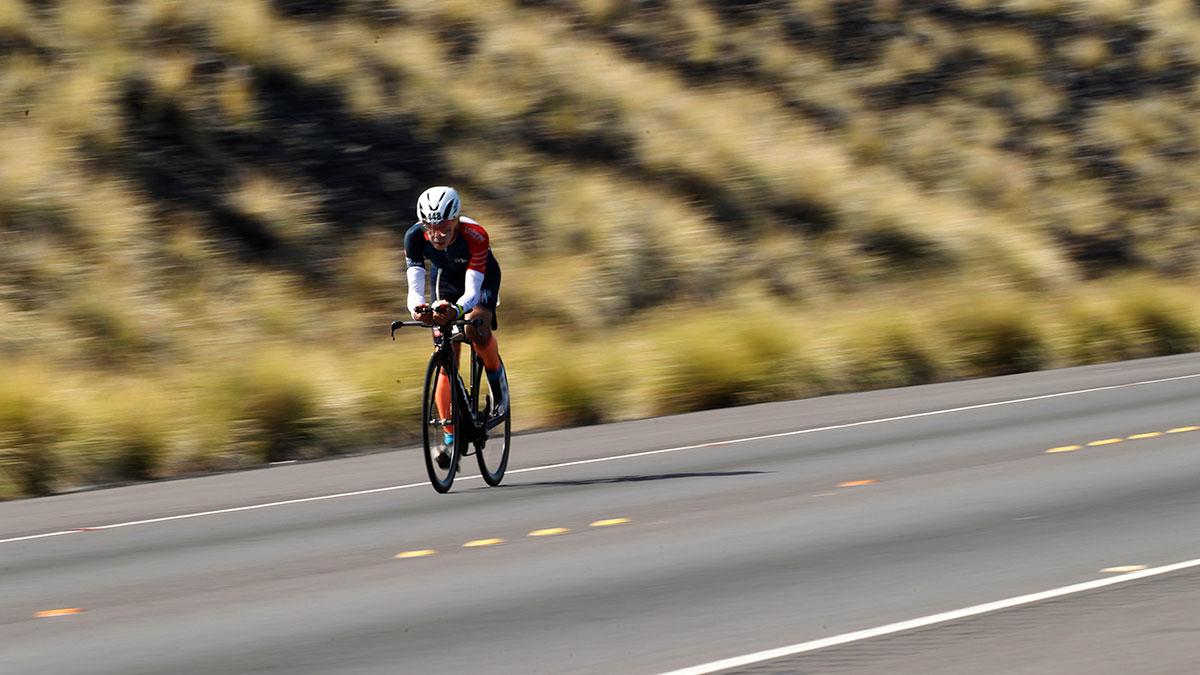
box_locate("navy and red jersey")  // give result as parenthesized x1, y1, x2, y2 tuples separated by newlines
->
(404, 216, 501, 304)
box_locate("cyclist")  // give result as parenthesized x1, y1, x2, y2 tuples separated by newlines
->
(404, 186, 509, 466)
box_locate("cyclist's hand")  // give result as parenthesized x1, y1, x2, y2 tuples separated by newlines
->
(431, 300, 458, 326)
(412, 304, 433, 323)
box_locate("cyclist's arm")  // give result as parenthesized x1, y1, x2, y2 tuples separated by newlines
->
(406, 265, 427, 313)
(451, 268, 483, 316)
(453, 224, 491, 315)
(402, 224, 428, 313)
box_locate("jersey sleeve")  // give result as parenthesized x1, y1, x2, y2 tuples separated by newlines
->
(403, 223, 425, 269)
(406, 267, 426, 313)
(461, 223, 490, 273)
(456, 269, 485, 314)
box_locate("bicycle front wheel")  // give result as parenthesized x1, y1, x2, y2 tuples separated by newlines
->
(476, 360, 511, 487)
(422, 353, 459, 493)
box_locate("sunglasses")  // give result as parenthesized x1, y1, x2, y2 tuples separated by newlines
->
(421, 219, 455, 235)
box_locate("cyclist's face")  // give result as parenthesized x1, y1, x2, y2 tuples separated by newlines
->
(422, 217, 458, 249)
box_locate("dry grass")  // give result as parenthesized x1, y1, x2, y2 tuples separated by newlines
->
(338, 230, 404, 309)
(1059, 36, 1111, 70)
(231, 173, 325, 243)
(2, 0, 1200, 498)
(0, 0, 31, 34)
(206, 0, 278, 66)
(0, 362, 71, 497)
(0, 126, 71, 203)
(971, 28, 1045, 72)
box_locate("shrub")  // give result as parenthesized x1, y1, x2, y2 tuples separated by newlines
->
(230, 173, 325, 244)
(940, 297, 1049, 377)
(342, 343, 425, 447)
(0, 0, 32, 35)
(108, 422, 166, 481)
(63, 291, 157, 369)
(531, 359, 608, 427)
(75, 382, 174, 483)
(208, 350, 322, 463)
(643, 333, 752, 416)
(0, 367, 70, 498)
(338, 230, 403, 310)
(1055, 296, 1139, 365)
(640, 311, 817, 416)
(1113, 282, 1200, 357)
(503, 330, 612, 428)
(837, 314, 943, 390)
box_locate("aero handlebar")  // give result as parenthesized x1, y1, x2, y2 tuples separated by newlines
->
(391, 318, 483, 340)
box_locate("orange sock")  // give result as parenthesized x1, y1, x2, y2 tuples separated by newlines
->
(436, 370, 454, 435)
(477, 333, 502, 372)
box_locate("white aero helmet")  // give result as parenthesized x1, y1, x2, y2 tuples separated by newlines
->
(416, 186, 461, 224)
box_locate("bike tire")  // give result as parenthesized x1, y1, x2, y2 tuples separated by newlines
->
(422, 353, 459, 493)
(476, 358, 511, 487)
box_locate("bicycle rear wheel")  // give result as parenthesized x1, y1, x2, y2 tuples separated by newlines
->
(422, 354, 459, 493)
(476, 359, 511, 487)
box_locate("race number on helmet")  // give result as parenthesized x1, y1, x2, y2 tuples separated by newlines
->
(417, 186, 461, 223)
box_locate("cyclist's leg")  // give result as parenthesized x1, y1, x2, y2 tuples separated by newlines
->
(469, 314, 508, 417)
(435, 343, 461, 438)
(431, 263, 458, 440)
(465, 270, 506, 415)
(463, 259, 501, 348)
(465, 260, 501, 367)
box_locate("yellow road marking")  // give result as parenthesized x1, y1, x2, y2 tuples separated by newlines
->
(1046, 445, 1082, 453)
(1128, 432, 1163, 440)
(838, 480, 877, 487)
(394, 549, 437, 559)
(1087, 438, 1122, 447)
(1168, 426, 1200, 434)
(1101, 565, 1148, 573)
(590, 518, 630, 527)
(463, 538, 504, 548)
(35, 608, 84, 618)
(529, 528, 569, 537)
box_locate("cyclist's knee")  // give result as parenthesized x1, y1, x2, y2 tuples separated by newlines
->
(465, 310, 492, 344)
(468, 327, 490, 346)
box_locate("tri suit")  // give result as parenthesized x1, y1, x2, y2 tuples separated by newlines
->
(404, 216, 501, 328)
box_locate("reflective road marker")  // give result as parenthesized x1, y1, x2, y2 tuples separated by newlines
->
(35, 608, 84, 618)
(395, 550, 437, 559)
(463, 538, 504, 548)
(590, 518, 630, 527)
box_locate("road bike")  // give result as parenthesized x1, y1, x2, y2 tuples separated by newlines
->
(391, 317, 511, 493)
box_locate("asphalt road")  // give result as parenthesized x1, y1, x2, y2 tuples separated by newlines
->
(3, 354, 1200, 674)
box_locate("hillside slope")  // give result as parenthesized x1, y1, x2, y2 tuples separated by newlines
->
(1, 0, 1199, 497)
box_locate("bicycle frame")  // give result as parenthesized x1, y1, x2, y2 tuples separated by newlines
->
(392, 316, 512, 492)
(392, 318, 495, 447)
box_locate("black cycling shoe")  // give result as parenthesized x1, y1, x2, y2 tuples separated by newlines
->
(435, 433, 453, 470)
(487, 366, 510, 418)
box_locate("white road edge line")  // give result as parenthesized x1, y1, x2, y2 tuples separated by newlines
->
(658, 556, 1200, 675)
(0, 481, 435, 544)
(505, 371, 1200, 475)
(4, 371, 1199, 546)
